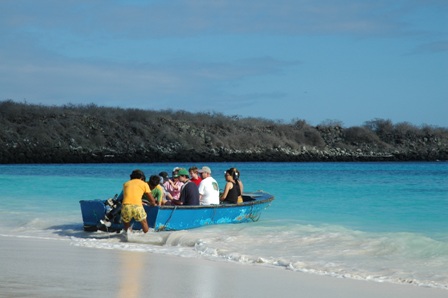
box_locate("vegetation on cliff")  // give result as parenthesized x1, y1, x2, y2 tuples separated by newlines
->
(1, 100, 447, 163)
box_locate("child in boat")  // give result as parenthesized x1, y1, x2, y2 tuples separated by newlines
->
(147, 175, 166, 206)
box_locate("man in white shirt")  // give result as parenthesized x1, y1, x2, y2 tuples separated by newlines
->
(198, 166, 220, 205)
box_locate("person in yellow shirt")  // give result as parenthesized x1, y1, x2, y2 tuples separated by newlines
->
(121, 169, 156, 233)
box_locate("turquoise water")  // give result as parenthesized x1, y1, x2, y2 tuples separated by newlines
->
(0, 162, 447, 289)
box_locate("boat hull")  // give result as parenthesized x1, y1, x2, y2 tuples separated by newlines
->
(80, 191, 274, 232)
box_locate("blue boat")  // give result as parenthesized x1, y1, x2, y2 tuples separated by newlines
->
(79, 191, 274, 232)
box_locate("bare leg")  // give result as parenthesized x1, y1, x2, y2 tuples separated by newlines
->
(140, 219, 149, 233)
(123, 221, 131, 232)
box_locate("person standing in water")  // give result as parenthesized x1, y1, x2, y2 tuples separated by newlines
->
(121, 169, 156, 233)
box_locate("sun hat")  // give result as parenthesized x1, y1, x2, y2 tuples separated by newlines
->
(198, 166, 211, 174)
(177, 168, 189, 177)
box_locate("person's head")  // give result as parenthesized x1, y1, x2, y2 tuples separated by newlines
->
(130, 169, 146, 181)
(148, 175, 161, 188)
(159, 171, 169, 182)
(189, 166, 200, 179)
(172, 167, 181, 180)
(178, 168, 189, 182)
(229, 167, 240, 181)
(199, 166, 212, 178)
(224, 168, 236, 182)
(225, 168, 240, 181)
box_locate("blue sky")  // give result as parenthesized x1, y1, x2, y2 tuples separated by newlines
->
(1, 0, 447, 127)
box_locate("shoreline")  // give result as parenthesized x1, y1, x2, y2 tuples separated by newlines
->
(1, 235, 447, 298)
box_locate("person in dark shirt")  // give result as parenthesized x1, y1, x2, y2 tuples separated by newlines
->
(177, 168, 200, 205)
(220, 168, 241, 204)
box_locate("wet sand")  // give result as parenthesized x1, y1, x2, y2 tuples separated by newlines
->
(1, 235, 447, 298)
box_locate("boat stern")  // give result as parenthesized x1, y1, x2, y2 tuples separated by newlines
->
(79, 200, 107, 231)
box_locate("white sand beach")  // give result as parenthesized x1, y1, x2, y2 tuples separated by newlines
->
(1, 235, 447, 298)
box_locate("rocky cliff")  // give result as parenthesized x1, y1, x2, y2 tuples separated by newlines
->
(1, 100, 447, 163)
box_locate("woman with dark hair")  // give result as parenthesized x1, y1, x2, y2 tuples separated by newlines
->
(229, 167, 244, 203)
(220, 168, 242, 204)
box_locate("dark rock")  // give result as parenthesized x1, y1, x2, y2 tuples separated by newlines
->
(1, 100, 447, 163)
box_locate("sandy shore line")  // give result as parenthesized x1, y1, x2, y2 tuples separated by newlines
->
(1, 235, 446, 298)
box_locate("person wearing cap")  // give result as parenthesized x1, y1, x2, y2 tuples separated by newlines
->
(177, 168, 200, 205)
(121, 169, 156, 233)
(198, 166, 219, 205)
(188, 166, 202, 187)
(164, 170, 183, 202)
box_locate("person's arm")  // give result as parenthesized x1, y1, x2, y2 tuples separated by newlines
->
(165, 192, 174, 200)
(144, 191, 157, 206)
(155, 190, 162, 206)
(179, 185, 187, 205)
(169, 179, 179, 190)
(220, 182, 231, 201)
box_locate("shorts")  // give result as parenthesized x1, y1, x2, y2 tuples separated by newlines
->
(121, 204, 147, 223)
